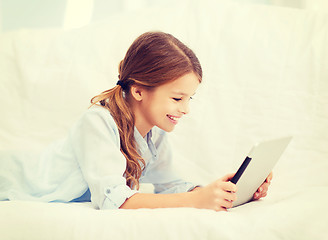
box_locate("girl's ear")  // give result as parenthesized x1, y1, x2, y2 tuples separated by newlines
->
(130, 85, 144, 102)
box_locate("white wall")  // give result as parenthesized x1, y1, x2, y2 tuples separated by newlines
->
(0, 0, 66, 32)
(303, 0, 328, 11)
(271, 0, 328, 11)
(234, 0, 328, 11)
(270, 0, 303, 8)
(0, 0, 328, 33)
(63, 0, 93, 30)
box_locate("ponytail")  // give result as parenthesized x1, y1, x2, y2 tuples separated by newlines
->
(90, 85, 145, 189)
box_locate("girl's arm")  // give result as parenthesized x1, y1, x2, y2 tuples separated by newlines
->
(120, 173, 237, 212)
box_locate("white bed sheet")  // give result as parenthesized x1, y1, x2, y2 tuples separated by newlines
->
(1, 186, 327, 240)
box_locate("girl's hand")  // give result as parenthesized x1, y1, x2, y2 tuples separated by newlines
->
(192, 173, 237, 211)
(253, 172, 273, 200)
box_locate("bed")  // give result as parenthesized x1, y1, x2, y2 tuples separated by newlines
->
(1, 0, 328, 239)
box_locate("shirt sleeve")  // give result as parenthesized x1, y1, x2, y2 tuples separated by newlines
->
(146, 128, 198, 194)
(68, 106, 138, 209)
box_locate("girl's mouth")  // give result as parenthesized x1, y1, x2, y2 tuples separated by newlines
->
(167, 114, 180, 124)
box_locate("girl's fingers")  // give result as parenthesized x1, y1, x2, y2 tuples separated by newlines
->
(255, 190, 267, 200)
(208, 174, 239, 211)
(266, 172, 273, 183)
(223, 191, 237, 202)
(221, 181, 237, 193)
(215, 206, 228, 212)
(216, 198, 234, 210)
(254, 181, 270, 200)
(253, 192, 260, 200)
(260, 182, 269, 193)
(220, 173, 236, 182)
(223, 200, 234, 209)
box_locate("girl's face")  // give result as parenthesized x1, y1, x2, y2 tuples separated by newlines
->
(132, 72, 200, 136)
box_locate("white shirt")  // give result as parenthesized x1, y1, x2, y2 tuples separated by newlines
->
(0, 105, 196, 209)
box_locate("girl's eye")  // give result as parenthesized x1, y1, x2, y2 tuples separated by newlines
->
(173, 97, 193, 102)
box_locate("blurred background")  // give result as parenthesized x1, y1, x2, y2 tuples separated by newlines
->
(0, 0, 328, 33)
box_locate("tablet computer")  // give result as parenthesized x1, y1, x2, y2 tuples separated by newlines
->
(231, 136, 292, 207)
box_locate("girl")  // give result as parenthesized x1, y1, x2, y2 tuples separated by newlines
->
(0, 31, 271, 211)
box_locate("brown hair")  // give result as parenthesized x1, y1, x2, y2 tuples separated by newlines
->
(91, 31, 202, 189)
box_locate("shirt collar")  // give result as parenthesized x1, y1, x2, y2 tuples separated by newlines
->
(134, 127, 152, 154)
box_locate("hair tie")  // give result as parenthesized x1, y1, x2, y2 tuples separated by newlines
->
(116, 80, 127, 89)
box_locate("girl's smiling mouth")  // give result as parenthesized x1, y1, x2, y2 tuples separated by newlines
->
(167, 114, 180, 124)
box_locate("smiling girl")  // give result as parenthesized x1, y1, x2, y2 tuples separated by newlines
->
(0, 31, 271, 211)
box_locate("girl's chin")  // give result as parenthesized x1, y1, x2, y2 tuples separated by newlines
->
(156, 124, 175, 133)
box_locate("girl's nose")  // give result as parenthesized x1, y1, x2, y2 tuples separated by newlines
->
(180, 102, 190, 115)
